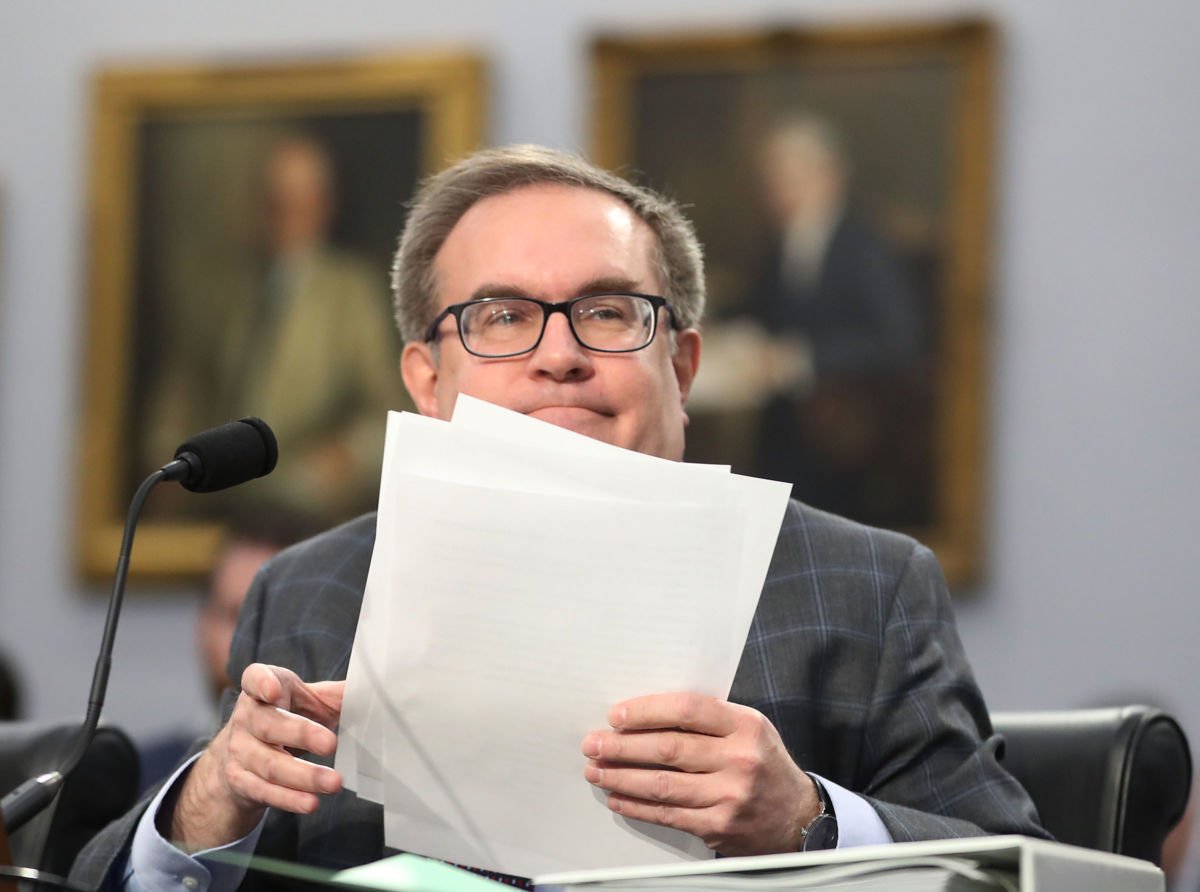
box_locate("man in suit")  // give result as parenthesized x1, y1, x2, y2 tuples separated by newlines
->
(745, 116, 926, 525)
(72, 145, 1044, 890)
(142, 135, 397, 524)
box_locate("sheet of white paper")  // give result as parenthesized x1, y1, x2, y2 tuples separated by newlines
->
(450, 394, 730, 471)
(337, 412, 409, 800)
(340, 407, 745, 800)
(337, 398, 792, 877)
(378, 473, 737, 876)
(452, 396, 791, 678)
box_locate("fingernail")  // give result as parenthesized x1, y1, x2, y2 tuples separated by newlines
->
(612, 706, 627, 728)
(582, 734, 601, 758)
(320, 772, 341, 793)
(584, 763, 603, 784)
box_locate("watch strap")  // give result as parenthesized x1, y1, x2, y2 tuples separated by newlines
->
(799, 772, 839, 851)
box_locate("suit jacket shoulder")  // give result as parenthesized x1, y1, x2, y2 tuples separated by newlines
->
(733, 499, 1043, 841)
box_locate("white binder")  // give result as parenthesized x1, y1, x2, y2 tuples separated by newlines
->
(531, 836, 1163, 892)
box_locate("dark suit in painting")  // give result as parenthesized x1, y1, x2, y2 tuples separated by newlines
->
(748, 214, 930, 526)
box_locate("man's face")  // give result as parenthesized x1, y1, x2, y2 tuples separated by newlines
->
(401, 184, 701, 461)
(263, 140, 334, 254)
(759, 131, 844, 226)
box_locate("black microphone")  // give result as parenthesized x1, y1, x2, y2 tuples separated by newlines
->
(162, 416, 278, 493)
(0, 417, 278, 834)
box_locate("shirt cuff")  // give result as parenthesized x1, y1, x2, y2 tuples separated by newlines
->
(810, 773, 893, 848)
(127, 754, 267, 892)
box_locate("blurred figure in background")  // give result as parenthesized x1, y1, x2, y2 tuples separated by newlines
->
(1166, 784, 1200, 892)
(733, 115, 926, 525)
(688, 114, 929, 524)
(1085, 694, 1197, 891)
(144, 133, 397, 524)
(137, 515, 313, 793)
(0, 648, 24, 720)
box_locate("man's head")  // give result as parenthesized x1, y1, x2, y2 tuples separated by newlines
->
(758, 115, 848, 228)
(198, 538, 278, 703)
(262, 135, 336, 255)
(394, 146, 706, 461)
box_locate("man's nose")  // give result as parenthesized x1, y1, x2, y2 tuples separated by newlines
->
(528, 312, 593, 381)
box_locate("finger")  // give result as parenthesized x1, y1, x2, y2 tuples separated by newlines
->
(239, 665, 342, 732)
(290, 679, 344, 729)
(609, 693, 739, 736)
(583, 761, 719, 809)
(581, 729, 725, 772)
(232, 771, 320, 815)
(239, 663, 293, 706)
(309, 679, 345, 710)
(226, 723, 343, 796)
(602, 791, 716, 843)
(236, 692, 338, 757)
(225, 749, 342, 815)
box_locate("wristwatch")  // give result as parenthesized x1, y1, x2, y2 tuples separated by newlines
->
(799, 772, 839, 852)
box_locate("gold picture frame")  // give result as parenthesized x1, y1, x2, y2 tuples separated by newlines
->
(592, 20, 996, 586)
(79, 50, 485, 580)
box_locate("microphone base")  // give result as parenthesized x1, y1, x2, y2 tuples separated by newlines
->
(0, 773, 64, 836)
(0, 864, 85, 891)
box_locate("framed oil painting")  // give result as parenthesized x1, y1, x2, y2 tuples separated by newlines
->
(592, 20, 996, 585)
(80, 51, 484, 579)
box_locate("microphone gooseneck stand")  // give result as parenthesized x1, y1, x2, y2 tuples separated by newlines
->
(1, 466, 173, 834)
(0, 469, 185, 892)
(0, 418, 277, 891)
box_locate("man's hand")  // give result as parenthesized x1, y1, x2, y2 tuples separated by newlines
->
(581, 693, 821, 856)
(165, 663, 345, 851)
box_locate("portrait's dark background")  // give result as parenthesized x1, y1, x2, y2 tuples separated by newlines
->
(0, 0, 1196, 813)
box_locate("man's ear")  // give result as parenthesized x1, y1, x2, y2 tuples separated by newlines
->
(672, 328, 702, 405)
(401, 341, 440, 417)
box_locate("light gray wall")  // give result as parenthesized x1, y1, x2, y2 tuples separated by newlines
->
(1, 0, 1197, 758)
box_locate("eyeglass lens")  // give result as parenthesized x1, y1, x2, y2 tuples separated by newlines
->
(460, 295, 657, 356)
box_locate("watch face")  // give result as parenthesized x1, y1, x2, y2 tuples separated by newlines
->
(803, 814, 839, 851)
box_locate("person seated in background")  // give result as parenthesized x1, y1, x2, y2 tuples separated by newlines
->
(0, 649, 24, 721)
(72, 145, 1046, 891)
(136, 515, 317, 793)
(1165, 781, 1200, 892)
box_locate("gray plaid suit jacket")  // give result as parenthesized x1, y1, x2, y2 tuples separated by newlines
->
(71, 500, 1045, 889)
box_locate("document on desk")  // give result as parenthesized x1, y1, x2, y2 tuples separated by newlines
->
(336, 396, 792, 879)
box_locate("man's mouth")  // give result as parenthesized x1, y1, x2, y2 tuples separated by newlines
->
(526, 405, 614, 428)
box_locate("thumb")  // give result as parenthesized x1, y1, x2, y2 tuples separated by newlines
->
(300, 680, 345, 729)
(239, 663, 303, 709)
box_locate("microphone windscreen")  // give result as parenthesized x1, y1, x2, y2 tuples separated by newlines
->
(173, 417, 279, 493)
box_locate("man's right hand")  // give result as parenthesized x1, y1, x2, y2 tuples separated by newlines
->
(164, 663, 345, 851)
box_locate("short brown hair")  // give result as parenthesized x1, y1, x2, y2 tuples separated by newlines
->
(391, 145, 705, 343)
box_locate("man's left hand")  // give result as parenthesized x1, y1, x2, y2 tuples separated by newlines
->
(581, 693, 821, 855)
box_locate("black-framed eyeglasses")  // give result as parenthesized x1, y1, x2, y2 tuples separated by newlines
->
(424, 292, 678, 359)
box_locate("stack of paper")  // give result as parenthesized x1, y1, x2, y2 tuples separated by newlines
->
(336, 396, 792, 879)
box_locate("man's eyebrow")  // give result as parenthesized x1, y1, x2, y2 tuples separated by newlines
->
(466, 277, 645, 303)
(572, 276, 643, 296)
(467, 283, 527, 301)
